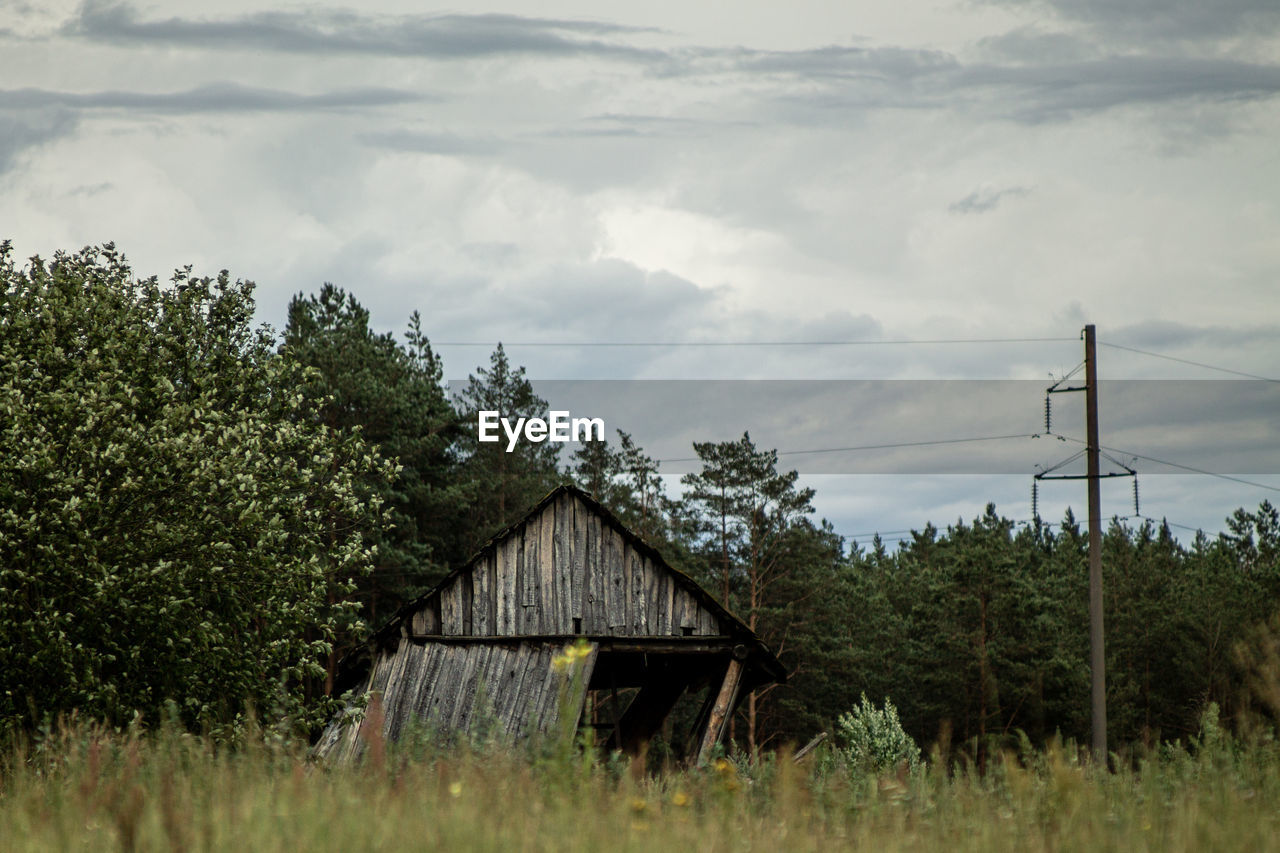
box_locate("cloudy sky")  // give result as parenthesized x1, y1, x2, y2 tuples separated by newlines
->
(3, 0, 1278, 544)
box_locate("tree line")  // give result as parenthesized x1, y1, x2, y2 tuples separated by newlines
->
(3, 243, 1278, 756)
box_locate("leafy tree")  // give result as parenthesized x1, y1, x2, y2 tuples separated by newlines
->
(0, 243, 392, 737)
(282, 285, 465, 631)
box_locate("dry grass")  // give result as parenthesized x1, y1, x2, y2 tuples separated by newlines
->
(4, 717, 1280, 853)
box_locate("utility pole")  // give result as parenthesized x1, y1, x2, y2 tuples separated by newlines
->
(1083, 324, 1106, 763)
(1036, 324, 1121, 764)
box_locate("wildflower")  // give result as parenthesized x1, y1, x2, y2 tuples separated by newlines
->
(553, 639, 593, 672)
(449, 782, 463, 798)
(630, 797, 647, 814)
(671, 791, 689, 807)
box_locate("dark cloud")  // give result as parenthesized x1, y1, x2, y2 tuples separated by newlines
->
(548, 113, 733, 139)
(0, 83, 428, 113)
(360, 130, 500, 156)
(772, 52, 1280, 123)
(63, 1, 664, 62)
(0, 110, 77, 174)
(732, 44, 959, 80)
(954, 56, 1280, 121)
(976, 27, 1103, 63)
(980, 0, 1280, 42)
(1109, 321, 1280, 351)
(950, 186, 1030, 214)
(40, 4, 1280, 127)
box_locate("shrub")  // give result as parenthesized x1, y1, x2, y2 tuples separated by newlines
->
(835, 693, 921, 774)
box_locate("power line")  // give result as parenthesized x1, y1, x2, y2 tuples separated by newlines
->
(435, 337, 1078, 347)
(1097, 341, 1279, 383)
(656, 432, 1038, 464)
(1056, 436, 1280, 493)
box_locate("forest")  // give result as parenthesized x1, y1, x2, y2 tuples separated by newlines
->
(3, 242, 1279, 764)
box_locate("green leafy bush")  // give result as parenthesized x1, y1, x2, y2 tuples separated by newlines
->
(0, 242, 393, 738)
(835, 693, 921, 773)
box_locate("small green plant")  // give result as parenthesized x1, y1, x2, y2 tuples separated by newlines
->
(835, 693, 921, 774)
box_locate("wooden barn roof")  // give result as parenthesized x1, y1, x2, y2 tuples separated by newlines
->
(368, 484, 786, 685)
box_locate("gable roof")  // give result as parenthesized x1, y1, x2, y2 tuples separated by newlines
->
(368, 484, 785, 684)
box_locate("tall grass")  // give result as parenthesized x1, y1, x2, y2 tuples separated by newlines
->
(4, 715, 1280, 852)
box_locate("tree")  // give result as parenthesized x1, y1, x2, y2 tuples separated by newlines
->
(680, 432, 817, 754)
(282, 285, 465, 630)
(0, 243, 392, 737)
(455, 344, 562, 546)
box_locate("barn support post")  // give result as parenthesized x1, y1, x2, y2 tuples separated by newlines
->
(697, 657, 744, 763)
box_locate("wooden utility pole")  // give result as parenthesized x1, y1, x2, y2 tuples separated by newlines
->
(1083, 324, 1107, 762)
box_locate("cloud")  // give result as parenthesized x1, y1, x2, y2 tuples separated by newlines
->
(949, 185, 1030, 214)
(772, 52, 1280, 124)
(954, 56, 1280, 121)
(360, 130, 500, 157)
(62, 1, 664, 62)
(0, 110, 77, 174)
(1108, 321, 1280, 352)
(0, 82, 429, 113)
(979, 0, 1280, 43)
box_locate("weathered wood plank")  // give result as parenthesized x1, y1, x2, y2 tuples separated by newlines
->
(461, 572, 474, 635)
(514, 647, 551, 742)
(384, 644, 426, 742)
(605, 526, 625, 632)
(411, 592, 443, 635)
(554, 494, 573, 632)
(697, 658, 744, 763)
(630, 547, 646, 635)
(497, 535, 517, 635)
(475, 644, 509, 733)
(472, 553, 490, 635)
(698, 604, 716, 636)
(539, 502, 557, 633)
(451, 644, 491, 732)
(570, 495, 585, 622)
(585, 511, 603, 632)
(497, 643, 537, 737)
(659, 568, 674, 635)
(521, 522, 541, 632)
(677, 587, 698, 630)
(428, 645, 470, 727)
(440, 578, 463, 636)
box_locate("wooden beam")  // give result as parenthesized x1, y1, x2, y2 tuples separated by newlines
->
(406, 634, 741, 656)
(697, 658, 744, 764)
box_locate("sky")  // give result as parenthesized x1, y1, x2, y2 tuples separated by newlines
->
(3, 0, 1278, 546)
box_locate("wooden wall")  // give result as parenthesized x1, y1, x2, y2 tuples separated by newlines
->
(315, 640, 599, 762)
(408, 492, 723, 639)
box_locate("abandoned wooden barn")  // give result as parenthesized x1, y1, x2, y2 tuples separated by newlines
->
(314, 484, 786, 762)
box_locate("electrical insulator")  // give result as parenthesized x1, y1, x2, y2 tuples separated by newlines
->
(1132, 477, 1140, 517)
(1044, 396, 1052, 434)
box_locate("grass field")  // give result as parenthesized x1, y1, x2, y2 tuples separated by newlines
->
(4, 716, 1280, 853)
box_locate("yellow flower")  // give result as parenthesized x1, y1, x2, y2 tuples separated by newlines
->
(630, 797, 647, 814)
(714, 758, 732, 774)
(671, 791, 689, 807)
(448, 782, 463, 798)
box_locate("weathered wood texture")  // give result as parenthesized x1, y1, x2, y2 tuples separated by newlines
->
(316, 640, 598, 762)
(424, 492, 724, 639)
(697, 657, 745, 764)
